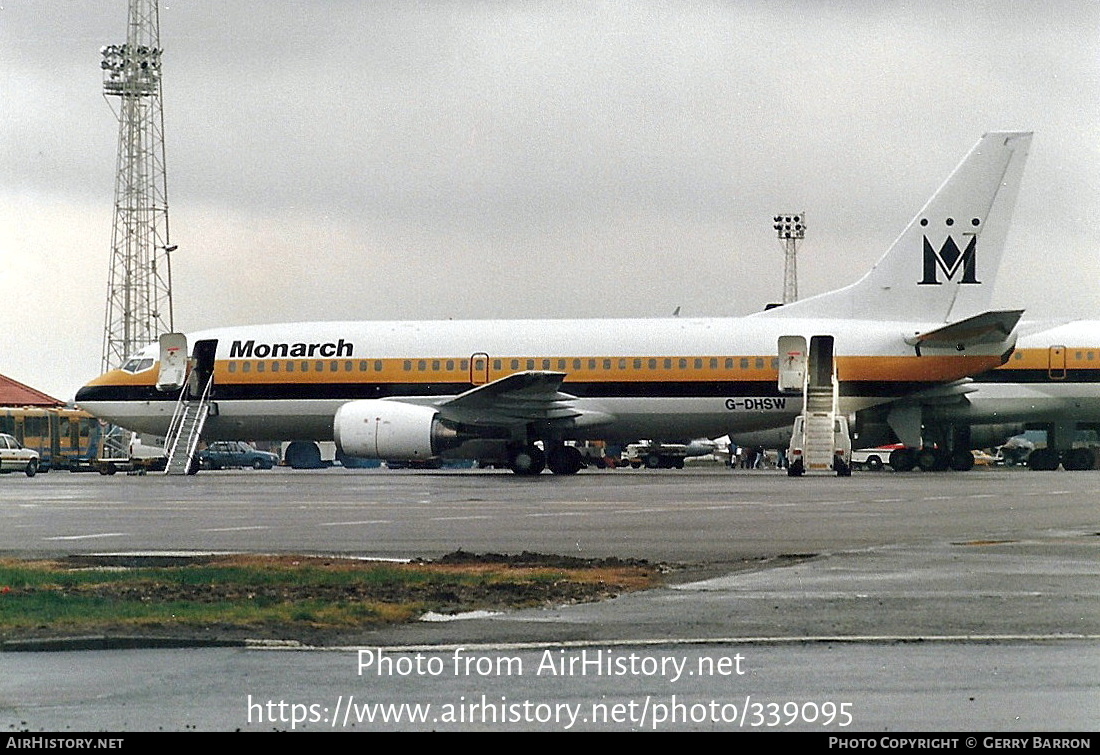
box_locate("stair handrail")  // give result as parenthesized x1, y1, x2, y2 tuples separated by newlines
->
(180, 374, 215, 466)
(164, 373, 214, 471)
(163, 378, 194, 467)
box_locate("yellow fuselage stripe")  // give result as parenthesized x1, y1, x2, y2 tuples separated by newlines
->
(87, 353, 1012, 388)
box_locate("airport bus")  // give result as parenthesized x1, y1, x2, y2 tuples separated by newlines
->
(0, 406, 104, 472)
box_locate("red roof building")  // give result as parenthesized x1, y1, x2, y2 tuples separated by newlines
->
(0, 373, 64, 407)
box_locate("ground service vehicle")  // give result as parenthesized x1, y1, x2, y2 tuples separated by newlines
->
(0, 407, 103, 472)
(850, 444, 904, 471)
(95, 432, 169, 475)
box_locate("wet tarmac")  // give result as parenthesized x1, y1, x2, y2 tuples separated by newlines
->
(1, 466, 1097, 731)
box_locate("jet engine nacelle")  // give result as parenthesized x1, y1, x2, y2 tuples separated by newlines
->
(334, 400, 457, 460)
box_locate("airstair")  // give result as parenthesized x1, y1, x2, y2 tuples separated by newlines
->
(801, 381, 840, 472)
(163, 373, 213, 475)
(779, 335, 851, 476)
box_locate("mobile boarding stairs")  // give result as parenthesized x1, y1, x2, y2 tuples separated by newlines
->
(779, 335, 852, 477)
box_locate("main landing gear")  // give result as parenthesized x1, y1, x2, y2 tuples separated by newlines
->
(507, 443, 584, 475)
(888, 444, 1096, 472)
(888, 446, 975, 472)
(1027, 447, 1095, 471)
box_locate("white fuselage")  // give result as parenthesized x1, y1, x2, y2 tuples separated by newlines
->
(76, 314, 1013, 447)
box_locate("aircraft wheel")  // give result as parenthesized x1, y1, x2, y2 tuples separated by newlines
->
(564, 446, 584, 473)
(546, 446, 564, 474)
(916, 447, 942, 472)
(949, 448, 975, 471)
(889, 448, 916, 472)
(285, 441, 323, 469)
(1063, 447, 1095, 471)
(547, 445, 583, 475)
(1027, 448, 1061, 471)
(509, 445, 545, 475)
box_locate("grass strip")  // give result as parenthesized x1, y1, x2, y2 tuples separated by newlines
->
(0, 553, 657, 640)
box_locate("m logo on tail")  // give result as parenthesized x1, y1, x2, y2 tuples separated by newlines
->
(919, 235, 979, 285)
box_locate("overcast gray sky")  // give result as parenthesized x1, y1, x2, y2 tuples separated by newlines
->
(3, 1, 1099, 401)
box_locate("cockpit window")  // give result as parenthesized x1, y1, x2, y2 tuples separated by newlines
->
(121, 358, 155, 374)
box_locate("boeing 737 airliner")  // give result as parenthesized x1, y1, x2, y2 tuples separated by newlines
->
(76, 132, 1032, 474)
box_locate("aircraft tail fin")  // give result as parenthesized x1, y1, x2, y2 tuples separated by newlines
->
(761, 131, 1031, 323)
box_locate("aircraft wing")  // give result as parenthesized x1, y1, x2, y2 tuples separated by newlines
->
(435, 371, 586, 426)
(905, 309, 1024, 350)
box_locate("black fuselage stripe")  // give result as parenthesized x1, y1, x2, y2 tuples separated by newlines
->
(972, 369, 1100, 384)
(76, 379, 979, 403)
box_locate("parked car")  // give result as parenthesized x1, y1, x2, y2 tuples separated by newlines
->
(0, 433, 40, 477)
(850, 444, 905, 471)
(197, 441, 278, 470)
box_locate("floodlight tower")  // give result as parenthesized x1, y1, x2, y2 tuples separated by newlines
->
(773, 213, 805, 305)
(100, 0, 174, 372)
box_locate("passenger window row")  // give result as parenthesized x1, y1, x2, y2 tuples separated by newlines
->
(224, 356, 780, 375)
(435, 356, 777, 372)
(227, 359, 399, 374)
